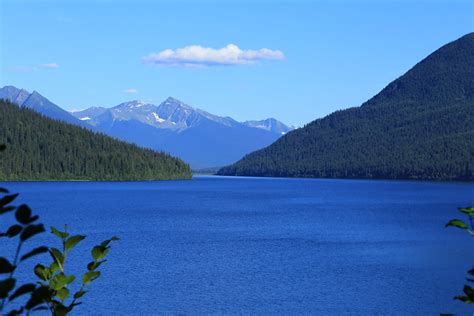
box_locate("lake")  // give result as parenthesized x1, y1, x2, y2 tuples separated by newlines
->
(1, 176, 474, 315)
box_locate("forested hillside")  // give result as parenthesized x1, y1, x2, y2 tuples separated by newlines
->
(0, 100, 192, 180)
(218, 33, 474, 181)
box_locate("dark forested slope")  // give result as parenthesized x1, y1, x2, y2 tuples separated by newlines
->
(0, 100, 192, 180)
(218, 33, 474, 181)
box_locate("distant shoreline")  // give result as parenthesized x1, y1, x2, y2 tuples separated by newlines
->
(209, 174, 474, 184)
(0, 177, 192, 183)
(1, 175, 472, 185)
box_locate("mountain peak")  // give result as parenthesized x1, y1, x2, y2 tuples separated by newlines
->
(162, 97, 193, 109)
(243, 118, 295, 134)
(164, 96, 180, 103)
(114, 100, 154, 111)
(218, 32, 474, 180)
(364, 32, 474, 108)
(0, 85, 30, 105)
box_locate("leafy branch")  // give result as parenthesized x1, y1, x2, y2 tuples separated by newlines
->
(0, 141, 119, 315)
(446, 206, 474, 304)
(0, 177, 48, 314)
(34, 226, 118, 315)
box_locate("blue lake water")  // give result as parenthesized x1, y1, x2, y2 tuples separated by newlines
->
(1, 176, 474, 315)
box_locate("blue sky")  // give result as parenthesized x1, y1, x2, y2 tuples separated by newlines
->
(0, 0, 472, 126)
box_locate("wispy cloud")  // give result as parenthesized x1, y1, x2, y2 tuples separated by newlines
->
(8, 63, 60, 72)
(38, 63, 60, 69)
(123, 88, 138, 94)
(142, 44, 284, 68)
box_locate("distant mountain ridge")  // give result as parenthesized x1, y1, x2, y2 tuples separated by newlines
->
(218, 33, 474, 180)
(72, 97, 294, 168)
(0, 86, 86, 126)
(73, 97, 240, 131)
(0, 86, 294, 168)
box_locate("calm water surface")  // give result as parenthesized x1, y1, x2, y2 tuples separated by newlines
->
(1, 176, 474, 315)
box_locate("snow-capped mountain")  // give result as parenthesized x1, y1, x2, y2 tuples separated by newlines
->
(1, 85, 294, 168)
(73, 97, 240, 131)
(243, 118, 296, 135)
(71, 97, 294, 167)
(73, 106, 107, 121)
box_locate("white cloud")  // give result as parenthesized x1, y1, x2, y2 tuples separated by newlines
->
(142, 44, 284, 67)
(38, 63, 60, 69)
(123, 88, 138, 94)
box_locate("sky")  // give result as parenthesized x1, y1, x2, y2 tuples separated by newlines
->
(0, 0, 472, 126)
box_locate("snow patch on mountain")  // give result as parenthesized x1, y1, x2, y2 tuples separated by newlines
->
(151, 112, 166, 123)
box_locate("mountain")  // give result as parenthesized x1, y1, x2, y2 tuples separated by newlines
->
(218, 33, 474, 181)
(73, 106, 108, 121)
(71, 97, 294, 168)
(0, 85, 293, 168)
(0, 86, 85, 126)
(0, 85, 30, 105)
(0, 99, 191, 180)
(243, 118, 295, 134)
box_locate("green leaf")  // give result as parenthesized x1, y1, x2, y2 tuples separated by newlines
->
(64, 235, 85, 252)
(0, 278, 16, 299)
(26, 286, 51, 310)
(92, 246, 109, 262)
(73, 290, 86, 300)
(0, 205, 15, 216)
(6, 307, 24, 315)
(49, 248, 65, 271)
(0, 194, 18, 208)
(21, 246, 49, 261)
(65, 275, 76, 285)
(9, 283, 36, 302)
(459, 206, 474, 215)
(0, 257, 15, 274)
(454, 286, 474, 303)
(87, 260, 106, 271)
(15, 204, 39, 225)
(100, 236, 119, 248)
(1, 225, 22, 238)
(20, 224, 45, 241)
(50, 273, 70, 291)
(82, 271, 100, 285)
(51, 226, 69, 239)
(54, 303, 69, 316)
(463, 284, 474, 299)
(0, 144, 5, 151)
(56, 287, 70, 302)
(50, 262, 60, 274)
(34, 264, 52, 281)
(445, 219, 468, 229)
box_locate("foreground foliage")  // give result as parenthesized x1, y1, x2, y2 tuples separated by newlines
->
(0, 150, 118, 314)
(446, 206, 474, 304)
(0, 100, 192, 180)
